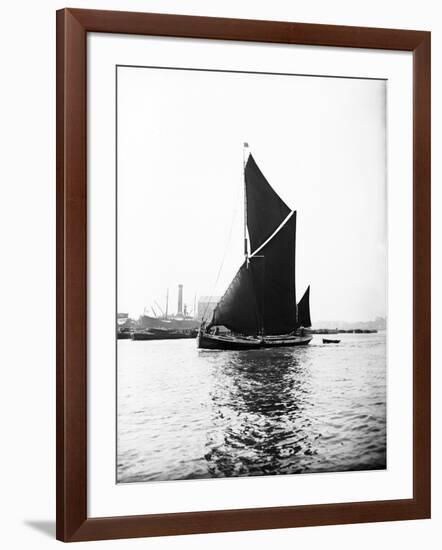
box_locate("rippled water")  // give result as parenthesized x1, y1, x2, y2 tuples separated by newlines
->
(117, 333, 386, 483)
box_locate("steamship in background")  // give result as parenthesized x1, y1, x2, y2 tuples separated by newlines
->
(118, 284, 200, 341)
(198, 145, 312, 350)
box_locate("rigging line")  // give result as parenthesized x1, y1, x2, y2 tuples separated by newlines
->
(202, 193, 240, 322)
(249, 210, 296, 258)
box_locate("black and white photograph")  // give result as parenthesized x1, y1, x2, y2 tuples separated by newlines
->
(116, 65, 387, 483)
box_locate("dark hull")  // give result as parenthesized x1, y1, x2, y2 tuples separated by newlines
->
(132, 331, 197, 341)
(198, 331, 312, 350)
(322, 338, 340, 344)
(263, 335, 313, 348)
(117, 331, 133, 340)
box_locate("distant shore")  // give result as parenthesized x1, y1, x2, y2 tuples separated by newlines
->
(307, 328, 378, 335)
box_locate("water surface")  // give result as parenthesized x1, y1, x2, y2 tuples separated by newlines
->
(117, 333, 386, 482)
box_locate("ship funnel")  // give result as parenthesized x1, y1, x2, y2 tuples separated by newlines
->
(178, 284, 183, 315)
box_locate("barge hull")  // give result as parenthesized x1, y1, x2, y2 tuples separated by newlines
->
(198, 332, 312, 350)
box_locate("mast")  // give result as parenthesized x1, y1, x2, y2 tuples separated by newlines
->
(243, 143, 262, 333)
(165, 288, 169, 319)
(243, 142, 249, 261)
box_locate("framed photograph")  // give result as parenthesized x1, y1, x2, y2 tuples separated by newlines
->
(56, 8, 431, 542)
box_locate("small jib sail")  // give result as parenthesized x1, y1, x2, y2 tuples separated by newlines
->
(296, 286, 312, 329)
(209, 154, 299, 336)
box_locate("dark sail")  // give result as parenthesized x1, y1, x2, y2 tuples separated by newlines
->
(254, 212, 297, 334)
(209, 154, 299, 336)
(245, 155, 291, 253)
(211, 258, 264, 335)
(296, 286, 311, 328)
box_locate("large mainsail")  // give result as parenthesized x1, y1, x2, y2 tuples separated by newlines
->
(211, 154, 297, 335)
(210, 258, 264, 335)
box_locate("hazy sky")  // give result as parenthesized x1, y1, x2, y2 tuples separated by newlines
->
(117, 66, 386, 323)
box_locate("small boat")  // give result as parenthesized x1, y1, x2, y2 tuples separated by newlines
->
(198, 147, 313, 351)
(322, 338, 340, 344)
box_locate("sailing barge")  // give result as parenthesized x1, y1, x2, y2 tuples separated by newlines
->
(198, 148, 312, 350)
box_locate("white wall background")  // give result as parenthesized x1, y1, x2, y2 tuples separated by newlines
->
(0, 1, 439, 549)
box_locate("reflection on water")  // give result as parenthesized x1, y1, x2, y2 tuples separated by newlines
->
(117, 333, 386, 483)
(205, 350, 315, 478)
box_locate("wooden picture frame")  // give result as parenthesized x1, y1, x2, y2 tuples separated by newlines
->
(56, 8, 431, 542)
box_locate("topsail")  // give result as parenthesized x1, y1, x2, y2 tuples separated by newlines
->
(211, 154, 298, 335)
